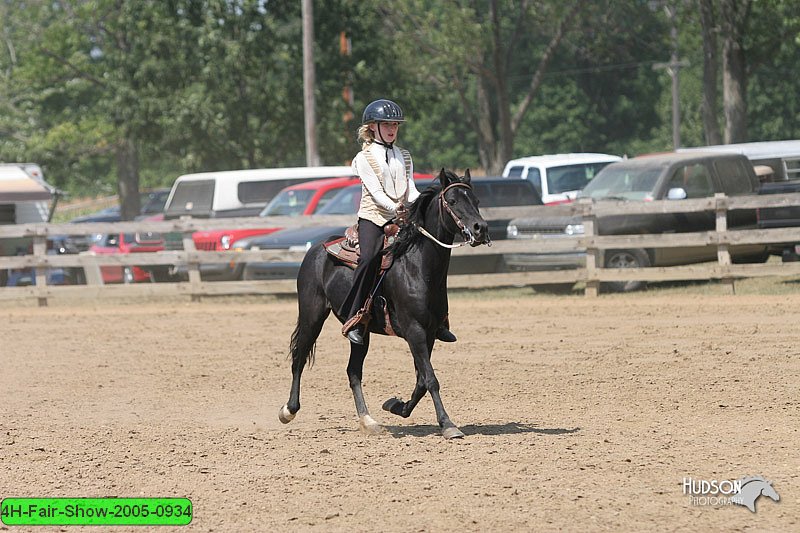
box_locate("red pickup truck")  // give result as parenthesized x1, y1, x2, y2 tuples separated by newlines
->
(88, 231, 165, 283)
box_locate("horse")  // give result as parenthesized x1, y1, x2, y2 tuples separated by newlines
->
(731, 476, 780, 512)
(278, 168, 490, 439)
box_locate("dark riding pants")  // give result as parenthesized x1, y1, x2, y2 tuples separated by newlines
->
(342, 218, 387, 321)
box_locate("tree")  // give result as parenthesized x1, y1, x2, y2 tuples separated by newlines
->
(719, 0, 750, 143)
(386, 0, 585, 174)
(698, 0, 722, 144)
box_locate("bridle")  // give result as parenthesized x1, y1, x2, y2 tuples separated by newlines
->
(414, 182, 488, 249)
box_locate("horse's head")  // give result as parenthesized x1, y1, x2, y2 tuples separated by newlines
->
(436, 168, 490, 247)
(760, 481, 780, 502)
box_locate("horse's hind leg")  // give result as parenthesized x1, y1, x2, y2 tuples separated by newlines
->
(279, 287, 330, 424)
(347, 337, 384, 435)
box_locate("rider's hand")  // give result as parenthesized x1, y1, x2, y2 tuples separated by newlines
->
(395, 202, 408, 225)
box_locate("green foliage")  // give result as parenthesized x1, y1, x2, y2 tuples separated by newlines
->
(1, 0, 800, 202)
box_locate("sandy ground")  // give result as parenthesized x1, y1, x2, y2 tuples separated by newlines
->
(1, 289, 798, 532)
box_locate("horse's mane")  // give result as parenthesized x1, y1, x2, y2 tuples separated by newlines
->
(389, 180, 442, 257)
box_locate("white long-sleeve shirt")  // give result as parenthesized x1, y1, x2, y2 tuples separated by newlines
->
(352, 142, 420, 226)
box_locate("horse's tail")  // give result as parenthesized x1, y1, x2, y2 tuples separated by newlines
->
(289, 318, 317, 369)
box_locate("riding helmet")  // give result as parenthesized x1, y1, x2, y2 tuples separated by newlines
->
(362, 99, 405, 124)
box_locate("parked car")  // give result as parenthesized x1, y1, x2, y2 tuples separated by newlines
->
(237, 176, 543, 279)
(678, 139, 800, 182)
(68, 188, 170, 223)
(190, 176, 359, 253)
(163, 166, 357, 220)
(178, 176, 362, 281)
(501, 153, 621, 204)
(239, 225, 349, 280)
(505, 151, 769, 292)
(4, 235, 85, 286)
(87, 231, 165, 284)
(756, 178, 800, 261)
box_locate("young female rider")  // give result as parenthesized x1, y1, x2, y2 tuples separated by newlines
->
(341, 99, 456, 345)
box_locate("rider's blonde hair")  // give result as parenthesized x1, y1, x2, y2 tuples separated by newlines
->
(357, 124, 375, 149)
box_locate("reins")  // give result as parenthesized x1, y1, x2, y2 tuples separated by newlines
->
(413, 182, 478, 249)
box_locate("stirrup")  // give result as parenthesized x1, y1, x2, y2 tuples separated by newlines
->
(347, 325, 365, 345)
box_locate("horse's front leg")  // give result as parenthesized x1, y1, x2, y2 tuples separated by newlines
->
(347, 337, 384, 436)
(382, 342, 430, 418)
(387, 329, 464, 439)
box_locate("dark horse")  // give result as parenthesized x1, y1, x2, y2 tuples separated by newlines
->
(279, 169, 490, 439)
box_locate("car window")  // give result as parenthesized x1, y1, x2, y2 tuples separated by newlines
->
(524, 168, 543, 197)
(713, 159, 753, 195)
(667, 164, 714, 198)
(546, 163, 612, 194)
(316, 186, 362, 215)
(478, 182, 542, 207)
(238, 179, 300, 205)
(506, 166, 524, 178)
(165, 179, 215, 218)
(141, 191, 169, 215)
(260, 189, 316, 216)
(581, 165, 663, 200)
(314, 187, 346, 213)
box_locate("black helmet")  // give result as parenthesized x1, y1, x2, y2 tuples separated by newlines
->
(362, 99, 405, 124)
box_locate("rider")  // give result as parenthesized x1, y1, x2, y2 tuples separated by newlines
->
(341, 98, 457, 345)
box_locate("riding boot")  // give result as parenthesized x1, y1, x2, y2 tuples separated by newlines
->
(436, 325, 457, 342)
(347, 324, 365, 345)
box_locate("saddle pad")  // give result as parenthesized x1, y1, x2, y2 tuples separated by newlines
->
(323, 237, 394, 271)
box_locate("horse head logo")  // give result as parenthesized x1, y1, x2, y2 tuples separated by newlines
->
(731, 476, 780, 513)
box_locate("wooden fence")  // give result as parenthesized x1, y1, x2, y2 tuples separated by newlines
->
(4, 192, 800, 305)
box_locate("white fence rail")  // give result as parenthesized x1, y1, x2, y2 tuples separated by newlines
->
(4, 192, 800, 305)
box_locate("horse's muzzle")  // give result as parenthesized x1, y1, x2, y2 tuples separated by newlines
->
(464, 222, 491, 247)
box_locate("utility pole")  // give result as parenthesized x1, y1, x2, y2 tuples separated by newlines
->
(302, 0, 320, 166)
(653, 3, 689, 150)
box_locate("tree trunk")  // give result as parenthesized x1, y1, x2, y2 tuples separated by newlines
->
(475, 76, 498, 173)
(720, 0, 750, 143)
(698, 0, 722, 145)
(116, 137, 141, 221)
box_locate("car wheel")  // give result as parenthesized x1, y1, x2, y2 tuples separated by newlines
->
(602, 249, 650, 293)
(123, 266, 135, 284)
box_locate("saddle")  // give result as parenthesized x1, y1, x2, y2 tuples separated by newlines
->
(323, 222, 400, 272)
(324, 223, 402, 338)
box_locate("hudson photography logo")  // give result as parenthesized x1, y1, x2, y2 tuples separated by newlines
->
(683, 475, 780, 512)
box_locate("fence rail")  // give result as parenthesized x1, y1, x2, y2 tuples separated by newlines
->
(4, 192, 800, 304)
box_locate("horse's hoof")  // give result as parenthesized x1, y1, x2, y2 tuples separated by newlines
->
(382, 397, 404, 416)
(359, 415, 385, 436)
(442, 426, 465, 440)
(278, 404, 296, 424)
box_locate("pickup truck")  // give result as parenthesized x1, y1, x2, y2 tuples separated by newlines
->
(756, 179, 800, 261)
(505, 152, 769, 292)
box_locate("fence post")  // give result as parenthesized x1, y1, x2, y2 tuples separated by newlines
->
(32, 234, 48, 307)
(580, 198, 599, 297)
(714, 192, 734, 294)
(181, 224, 202, 302)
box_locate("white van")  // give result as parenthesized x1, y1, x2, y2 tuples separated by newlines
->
(501, 153, 622, 204)
(163, 166, 356, 219)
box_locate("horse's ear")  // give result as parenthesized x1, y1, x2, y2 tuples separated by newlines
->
(437, 168, 448, 188)
(463, 168, 472, 185)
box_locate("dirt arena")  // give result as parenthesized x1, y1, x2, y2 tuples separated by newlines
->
(2, 286, 798, 532)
